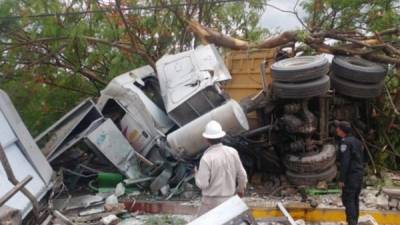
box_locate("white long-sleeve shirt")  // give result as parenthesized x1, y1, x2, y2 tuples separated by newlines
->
(195, 143, 248, 197)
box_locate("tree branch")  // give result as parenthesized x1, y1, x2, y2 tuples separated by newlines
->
(41, 79, 96, 96)
(265, 3, 309, 31)
(185, 19, 400, 65)
(114, 0, 156, 69)
(187, 20, 249, 50)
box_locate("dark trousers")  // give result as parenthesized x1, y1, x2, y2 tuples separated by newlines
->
(342, 187, 361, 225)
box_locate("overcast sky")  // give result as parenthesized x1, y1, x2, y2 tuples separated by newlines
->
(259, 0, 306, 32)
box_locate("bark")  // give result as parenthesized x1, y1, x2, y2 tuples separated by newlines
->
(254, 31, 298, 49)
(185, 19, 400, 65)
(187, 20, 249, 50)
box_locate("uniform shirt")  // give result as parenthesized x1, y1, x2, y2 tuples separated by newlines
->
(339, 135, 364, 188)
(195, 143, 248, 197)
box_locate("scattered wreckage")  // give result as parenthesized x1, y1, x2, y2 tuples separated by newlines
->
(35, 44, 250, 197)
(0, 44, 394, 224)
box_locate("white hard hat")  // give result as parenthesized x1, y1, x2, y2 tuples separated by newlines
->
(202, 120, 226, 139)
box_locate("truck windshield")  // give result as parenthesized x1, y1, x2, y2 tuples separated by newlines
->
(133, 77, 166, 112)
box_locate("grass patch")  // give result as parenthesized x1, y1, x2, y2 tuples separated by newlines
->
(144, 215, 187, 225)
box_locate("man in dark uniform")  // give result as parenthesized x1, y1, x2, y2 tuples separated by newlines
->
(335, 120, 364, 225)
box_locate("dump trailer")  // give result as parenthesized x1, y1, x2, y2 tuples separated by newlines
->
(222, 49, 386, 185)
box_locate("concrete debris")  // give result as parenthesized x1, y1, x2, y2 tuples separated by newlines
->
(101, 214, 120, 225)
(361, 190, 378, 207)
(388, 198, 399, 209)
(365, 175, 380, 186)
(115, 183, 126, 197)
(376, 193, 390, 210)
(0, 206, 22, 225)
(116, 215, 190, 225)
(316, 181, 328, 190)
(105, 194, 119, 206)
(358, 215, 379, 225)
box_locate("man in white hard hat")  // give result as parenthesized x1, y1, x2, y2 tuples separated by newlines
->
(195, 120, 248, 216)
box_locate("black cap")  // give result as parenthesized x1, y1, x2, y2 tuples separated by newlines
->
(334, 120, 352, 134)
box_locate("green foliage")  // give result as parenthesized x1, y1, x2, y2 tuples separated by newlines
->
(0, 0, 267, 134)
(296, 30, 309, 43)
(373, 67, 400, 170)
(301, 0, 400, 171)
(301, 0, 399, 31)
(144, 215, 187, 225)
(0, 74, 95, 136)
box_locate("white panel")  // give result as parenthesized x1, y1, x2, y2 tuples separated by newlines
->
(163, 56, 195, 88)
(0, 111, 17, 147)
(156, 45, 231, 112)
(0, 144, 46, 217)
(193, 44, 231, 82)
(86, 119, 141, 179)
(188, 196, 249, 225)
(170, 80, 201, 104)
(123, 83, 174, 132)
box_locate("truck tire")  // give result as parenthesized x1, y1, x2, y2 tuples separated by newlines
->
(332, 56, 386, 84)
(272, 75, 330, 99)
(271, 56, 329, 82)
(286, 165, 337, 186)
(284, 144, 336, 173)
(331, 74, 384, 98)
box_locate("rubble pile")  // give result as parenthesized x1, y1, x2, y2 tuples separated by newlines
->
(0, 44, 396, 225)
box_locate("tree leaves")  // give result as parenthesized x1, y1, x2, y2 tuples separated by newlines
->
(0, 0, 267, 134)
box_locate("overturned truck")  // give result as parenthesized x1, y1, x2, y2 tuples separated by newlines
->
(35, 45, 387, 196)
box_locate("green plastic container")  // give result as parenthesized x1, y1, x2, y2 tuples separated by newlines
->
(96, 172, 123, 187)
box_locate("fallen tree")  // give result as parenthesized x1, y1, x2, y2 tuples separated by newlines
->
(187, 19, 400, 65)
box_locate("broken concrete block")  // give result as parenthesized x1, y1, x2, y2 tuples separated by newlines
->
(358, 215, 379, 225)
(0, 206, 22, 225)
(316, 181, 328, 190)
(376, 194, 389, 210)
(114, 183, 125, 197)
(365, 175, 379, 186)
(363, 193, 377, 207)
(105, 194, 119, 205)
(389, 198, 399, 209)
(361, 189, 380, 208)
(101, 214, 120, 225)
(160, 184, 170, 196)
